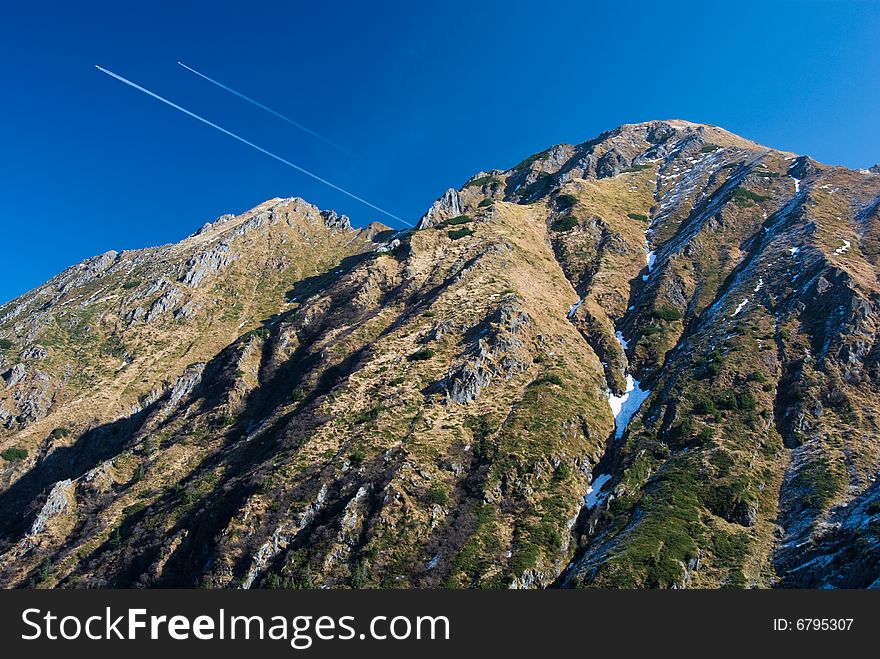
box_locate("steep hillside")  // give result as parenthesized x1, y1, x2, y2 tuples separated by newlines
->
(2, 120, 879, 589)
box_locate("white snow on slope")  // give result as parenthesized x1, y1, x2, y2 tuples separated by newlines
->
(608, 375, 651, 440)
(568, 298, 584, 318)
(607, 328, 651, 439)
(789, 246, 799, 256)
(835, 239, 851, 254)
(754, 277, 764, 293)
(584, 473, 613, 509)
(790, 175, 800, 194)
(731, 298, 749, 316)
(646, 250, 656, 271)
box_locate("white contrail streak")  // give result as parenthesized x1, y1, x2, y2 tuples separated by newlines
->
(177, 61, 353, 156)
(95, 65, 411, 227)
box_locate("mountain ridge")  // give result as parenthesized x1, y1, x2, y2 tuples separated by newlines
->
(2, 119, 880, 589)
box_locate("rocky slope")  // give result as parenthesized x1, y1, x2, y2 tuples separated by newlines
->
(2, 120, 879, 589)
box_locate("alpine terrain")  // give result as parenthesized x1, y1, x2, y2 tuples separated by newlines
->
(2, 120, 880, 589)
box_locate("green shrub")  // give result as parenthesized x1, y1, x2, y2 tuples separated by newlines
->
(50, 427, 71, 439)
(721, 162, 739, 169)
(700, 144, 721, 153)
(627, 213, 648, 221)
(556, 194, 578, 208)
(0, 339, 13, 350)
(352, 407, 381, 424)
(746, 371, 767, 384)
(409, 347, 436, 361)
(731, 188, 769, 207)
(621, 164, 652, 172)
(653, 306, 682, 322)
(692, 395, 717, 415)
(448, 227, 474, 240)
(123, 502, 147, 517)
(465, 175, 501, 189)
(533, 373, 564, 387)
(514, 149, 550, 170)
(554, 463, 572, 481)
(349, 445, 367, 465)
(243, 327, 271, 341)
(427, 483, 450, 506)
(122, 280, 141, 290)
(439, 214, 472, 227)
(477, 198, 494, 207)
(1, 447, 28, 461)
(642, 325, 663, 336)
(550, 216, 578, 232)
(716, 389, 757, 411)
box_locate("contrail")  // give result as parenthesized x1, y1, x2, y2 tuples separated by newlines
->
(95, 65, 411, 227)
(178, 61, 353, 156)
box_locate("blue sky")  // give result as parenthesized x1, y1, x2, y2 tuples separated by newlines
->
(1, 0, 878, 304)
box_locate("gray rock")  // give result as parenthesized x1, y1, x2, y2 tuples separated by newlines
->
(2, 363, 26, 388)
(418, 188, 462, 229)
(29, 479, 74, 535)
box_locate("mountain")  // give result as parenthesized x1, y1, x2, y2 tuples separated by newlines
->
(2, 120, 880, 589)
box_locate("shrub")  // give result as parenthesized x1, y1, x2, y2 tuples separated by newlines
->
(653, 306, 682, 322)
(352, 407, 381, 425)
(716, 389, 757, 411)
(554, 463, 572, 481)
(121, 280, 141, 290)
(123, 502, 147, 517)
(465, 175, 501, 189)
(700, 144, 721, 153)
(514, 149, 550, 170)
(533, 373, 564, 387)
(0, 339, 13, 350)
(627, 213, 648, 221)
(746, 371, 767, 384)
(731, 188, 769, 207)
(1, 447, 28, 461)
(409, 347, 436, 361)
(556, 194, 578, 208)
(50, 427, 71, 439)
(621, 164, 652, 172)
(477, 198, 494, 207)
(243, 327, 271, 341)
(550, 216, 578, 233)
(439, 214, 472, 227)
(349, 445, 367, 465)
(448, 227, 474, 240)
(427, 483, 450, 506)
(692, 395, 717, 415)
(721, 162, 739, 169)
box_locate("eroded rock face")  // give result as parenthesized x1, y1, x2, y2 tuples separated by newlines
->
(418, 188, 462, 228)
(2, 121, 880, 590)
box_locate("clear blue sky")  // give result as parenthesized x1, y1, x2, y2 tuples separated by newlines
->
(1, 0, 878, 304)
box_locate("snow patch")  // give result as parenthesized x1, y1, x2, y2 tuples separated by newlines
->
(835, 239, 851, 255)
(584, 473, 612, 509)
(754, 277, 764, 293)
(568, 298, 584, 318)
(789, 246, 799, 256)
(615, 330, 629, 351)
(646, 250, 656, 271)
(731, 298, 749, 316)
(608, 375, 651, 440)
